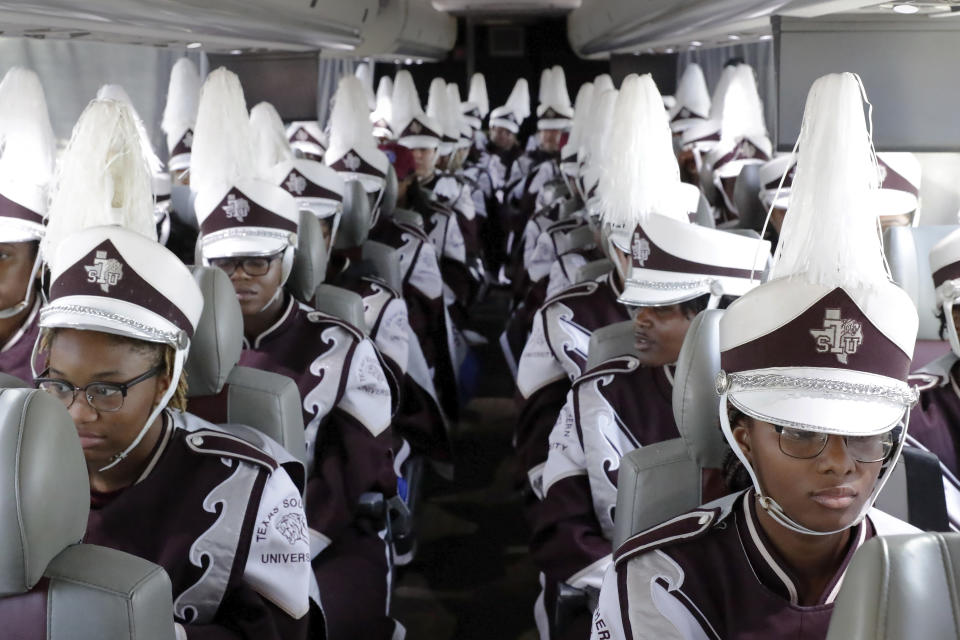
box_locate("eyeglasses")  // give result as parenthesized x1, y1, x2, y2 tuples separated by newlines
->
(209, 254, 282, 277)
(774, 425, 898, 464)
(35, 365, 162, 413)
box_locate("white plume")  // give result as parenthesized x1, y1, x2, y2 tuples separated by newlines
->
(708, 64, 739, 122)
(565, 82, 594, 153)
(374, 75, 393, 119)
(354, 62, 376, 111)
(446, 83, 467, 136)
(770, 73, 885, 289)
(538, 68, 551, 104)
(579, 88, 617, 167)
(327, 75, 375, 162)
(390, 70, 422, 133)
(43, 99, 155, 261)
(718, 65, 770, 154)
(673, 63, 710, 117)
(599, 74, 683, 227)
(0, 67, 56, 189)
(468, 72, 489, 117)
(505, 78, 531, 120)
(96, 84, 164, 174)
(160, 57, 200, 141)
(190, 67, 255, 195)
(593, 73, 615, 95)
(426, 77, 449, 136)
(250, 101, 294, 177)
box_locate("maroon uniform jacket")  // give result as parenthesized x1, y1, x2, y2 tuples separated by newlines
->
(592, 490, 918, 640)
(0, 298, 40, 383)
(86, 411, 312, 640)
(236, 295, 400, 639)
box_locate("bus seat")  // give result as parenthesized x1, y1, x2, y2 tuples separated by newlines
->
(313, 284, 367, 334)
(334, 180, 372, 250)
(732, 163, 764, 233)
(0, 388, 176, 640)
(613, 309, 728, 548)
(393, 208, 425, 229)
(288, 210, 328, 304)
(185, 267, 307, 470)
(586, 320, 637, 371)
(826, 532, 960, 640)
(0, 372, 27, 388)
(362, 241, 405, 294)
(575, 258, 613, 284)
(380, 164, 398, 220)
(557, 225, 595, 257)
(692, 190, 716, 229)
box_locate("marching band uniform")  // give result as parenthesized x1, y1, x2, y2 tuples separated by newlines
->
(593, 72, 921, 640)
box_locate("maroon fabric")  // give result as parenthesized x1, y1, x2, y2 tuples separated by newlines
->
(670, 107, 706, 123)
(378, 143, 415, 180)
(764, 163, 797, 191)
(630, 224, 755, 279)
(0, 577, 48, 640)
(49, 239, 194, 338)
(171, 129, 193, 158)
(712, 138, 770, 171)
(278, 168, 342, 202)
(932, 263, 960, 289)
(186, 388, 230, 425)
(200, 187, 297, 236)
(0, 306, 39, 383)
(327, 149, 386, 180)
(910, 370, 960, 477)
(0, 191, 42, 224)
(721, 287, 912, 380)
(879, 157, 919, 197)
(288, 127, 324, 148)
(399, 118, 441, 141)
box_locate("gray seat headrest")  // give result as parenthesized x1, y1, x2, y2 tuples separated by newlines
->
(732, 163, 764, 232)
(586, 321, 637, 370)
(692, 191, 716, 229)
(884, 225, 959, 340)
(393, 208, 424, 229)
(335, 180, 372, 250)
(185, 266, 243, 397)
(362, 241, 404, 292)
(559, 225, 595, 255)
(313, 284, 367, 333)
(170, 184, 198, 231)
(380, 165, 398, 220)
(288, 210, 327, 302)
(826, 533, 960, 640)
(0, 373, 28, 388)
(576, 258, 613, 284)
(0, 389, 88, 595)
(559, 197, 581, 219)
(672, 309, 729, 469)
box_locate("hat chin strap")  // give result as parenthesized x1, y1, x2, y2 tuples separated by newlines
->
(98, 346, 186, 473)
(718, 393, 907, 537)
(943, 299, 960, 359)
(0, 250, 42, 319)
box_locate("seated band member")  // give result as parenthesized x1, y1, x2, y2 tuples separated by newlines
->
(191, 68, 400, 640)
(592, 72, 920, 640)
(36, 98, 312, 639)
(0, 68, 55, 381)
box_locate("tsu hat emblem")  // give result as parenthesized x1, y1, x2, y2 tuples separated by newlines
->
(222, 193, 250, 222)
(84, 250, 124, 293)
(409, 121, 422, 135)
(631, 232, 651, 266)
(284, 172, 307, 195)
(182, 131, 193, 149)
(810, 308, 864, 364)
(343, 151, 362, 171)
(295, 128, 309, 142)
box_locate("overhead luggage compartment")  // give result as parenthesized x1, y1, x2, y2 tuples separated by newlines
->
(323, 0, 457, 62)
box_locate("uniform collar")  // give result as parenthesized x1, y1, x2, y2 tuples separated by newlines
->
(737, 490, 870, 606)
(0, 297, 39, 354)
(241, 294, 298, 350)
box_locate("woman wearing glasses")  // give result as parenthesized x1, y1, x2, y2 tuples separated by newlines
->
(590, 73, 922, 640)
(0, 68, 55, 383)
(192, 69, 400, 640)
(36, 99, 313, 639)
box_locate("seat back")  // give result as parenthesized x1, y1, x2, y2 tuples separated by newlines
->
(185, 267, 307, 467)
(379, 164, 399, 220)
(0, 372, 27, 388)
(335, 180, 373, 250)
(575, 258, 613, 284)
(873, 447, 950, 532)
(691, 190, 716, 229)
(313, 284, 367, 333)
(287, 210, 328, 303)
(826, 532, 960, 640)
(362, 241, 404, 292)
(559, 225, 595, 256)
(393, 208, 425, 229)
(0, 388, 176, 640)
(586, 321, 637, 371)
(732, 163, 765, 232)
(613, 310, 728, 547)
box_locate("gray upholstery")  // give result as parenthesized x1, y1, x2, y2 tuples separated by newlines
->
(692, 191, 716, 229)
(288, 210, 328, 303)
(732, 163, 765, 232)
(559, 225, 595, 256)
(613, 310, 728, 547)
(362, 241, 404, 292)
(380, 164, 398, 220)
(0, 389, 88, 595)
(393, 208, 424, 229)
(335, 180, 372, 250)
(559, 197, 581, 220)
(0, 372, 27, 388)
(826, 533, 960, 640)
(313, 284, 367, 333)
(586, 321, 637, 370)
(185, 267, 243, 396)
(884, 225, 959, 340)
(185, 268, 307, 467)
(575, 258, 613, 284)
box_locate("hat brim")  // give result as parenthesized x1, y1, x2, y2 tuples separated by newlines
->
(202, 233, 290, 259)
(618, 269, 759, 307)
(399, 135, 440, 149)
(537, 118, 572, 131)
(41, 295, 185, 347)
